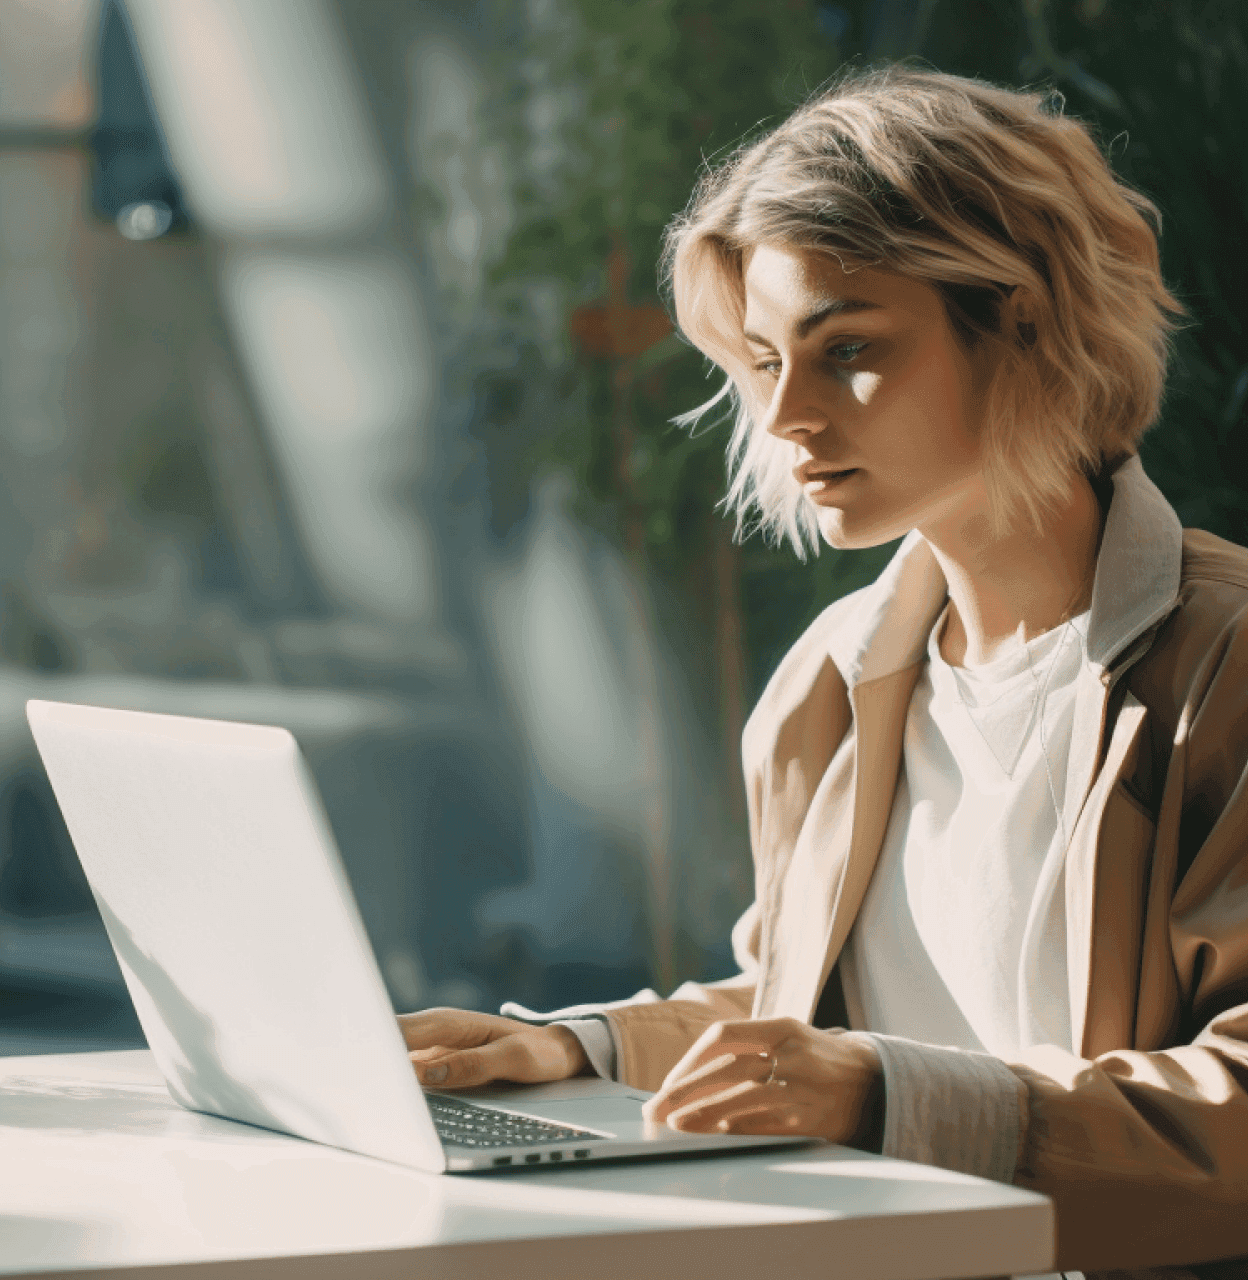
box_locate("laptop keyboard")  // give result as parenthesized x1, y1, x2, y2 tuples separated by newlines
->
(425, 1093, 608, 1150)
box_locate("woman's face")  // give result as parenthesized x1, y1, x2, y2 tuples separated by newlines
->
(740, 243, 999, 550)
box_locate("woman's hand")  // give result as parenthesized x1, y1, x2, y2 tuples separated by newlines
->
(641, 1017, 885, 1149)
(398, 1008, 589, 1089)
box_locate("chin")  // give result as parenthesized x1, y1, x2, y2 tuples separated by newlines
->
(816, 509, 900, 551)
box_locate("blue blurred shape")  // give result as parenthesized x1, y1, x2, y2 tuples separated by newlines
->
(89, 0, 187, 233)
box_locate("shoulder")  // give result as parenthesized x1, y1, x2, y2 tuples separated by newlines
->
(1131, 528, 1248, 731)
(1181, 527, 1248, 594)
(1181, 531, 1248, 712)
(1173, 528, 1248, 660)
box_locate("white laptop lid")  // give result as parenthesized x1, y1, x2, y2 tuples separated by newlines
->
(26, 699, 446, 1173)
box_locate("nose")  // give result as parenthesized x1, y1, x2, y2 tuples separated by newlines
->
(760, 366, 829, 444)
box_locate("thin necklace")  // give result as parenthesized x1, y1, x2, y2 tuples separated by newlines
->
(948, 568, 1092, 782)
(1024, 573, 1094, 850)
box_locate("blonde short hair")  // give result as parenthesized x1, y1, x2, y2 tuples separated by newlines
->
(660, 64, 1186, 556)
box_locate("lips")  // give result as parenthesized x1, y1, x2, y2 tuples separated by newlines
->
(795, 462, 858, 485)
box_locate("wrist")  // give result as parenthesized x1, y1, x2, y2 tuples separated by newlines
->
(547, 1023, 591, 1076)
(841, 1034, 886, 1153)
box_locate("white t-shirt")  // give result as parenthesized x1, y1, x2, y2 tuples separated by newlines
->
(840, 600, 1088, 1058)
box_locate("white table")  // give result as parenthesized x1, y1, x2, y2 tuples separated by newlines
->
(0, 1051, 1054, 1280)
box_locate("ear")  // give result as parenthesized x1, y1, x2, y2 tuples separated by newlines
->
(1002, 286, 1039, 349)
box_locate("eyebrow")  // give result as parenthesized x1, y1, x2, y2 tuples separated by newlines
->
(742, 297, 883, 348)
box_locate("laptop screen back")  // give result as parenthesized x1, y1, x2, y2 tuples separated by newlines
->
(26, 699, 445, 1172)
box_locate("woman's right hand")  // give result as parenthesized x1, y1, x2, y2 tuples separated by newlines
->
(398, 1008, 590, 1089)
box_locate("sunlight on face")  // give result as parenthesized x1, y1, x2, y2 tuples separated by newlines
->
(740, 244, 997, 550)
(849, 370, 883, 405)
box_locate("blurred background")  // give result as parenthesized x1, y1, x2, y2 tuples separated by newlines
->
(0, 0, 1243, 1055)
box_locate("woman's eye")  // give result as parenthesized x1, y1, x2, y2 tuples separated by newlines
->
(827, 342, 867, 363)
(752, 343, 867, 378)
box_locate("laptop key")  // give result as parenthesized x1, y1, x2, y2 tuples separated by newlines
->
(425, 1094, 608, 1149)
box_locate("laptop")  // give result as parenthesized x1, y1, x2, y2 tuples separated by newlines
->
(26, 699, 813, 1174)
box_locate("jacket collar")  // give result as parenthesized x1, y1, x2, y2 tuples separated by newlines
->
(824, 453, 1184, 688)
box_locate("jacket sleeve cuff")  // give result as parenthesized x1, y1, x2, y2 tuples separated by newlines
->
(499, 1002, 622, 1082)
(855, 1032, 1027, 1184)
(550, 1018, 618, 1081)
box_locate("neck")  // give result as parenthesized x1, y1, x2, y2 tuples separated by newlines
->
(924, 472, 1106, 669)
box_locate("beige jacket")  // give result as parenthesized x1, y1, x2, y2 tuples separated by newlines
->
(592, 455, 1248, 1278)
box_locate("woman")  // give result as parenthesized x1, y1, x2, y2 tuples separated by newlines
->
(400, 65, 1248, 1278)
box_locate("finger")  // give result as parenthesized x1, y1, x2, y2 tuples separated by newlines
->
(398, 1009, 484, 1051)
(662, 1017, 802, 1087)
(642, 1051, 770, 1123)
(407, 1046, 457, 1063)
(659, 1029, 766, 1098)
(716, 1107, 810, 1135)
(414, 1031, 580, 1089)
(414, 1038, 524, 1088)
(665, 1079, 779, 1131)
(667, 1082, 807, 1135)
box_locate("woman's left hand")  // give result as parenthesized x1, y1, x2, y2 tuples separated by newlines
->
(641, 1017, 885, 1148)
